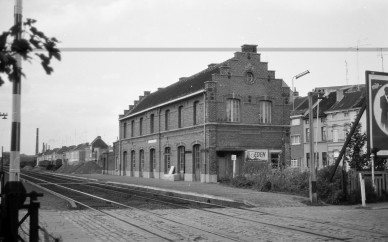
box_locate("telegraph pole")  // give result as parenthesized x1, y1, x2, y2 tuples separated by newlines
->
(308, 92, 317, 204)
(9, 0, 23, 181)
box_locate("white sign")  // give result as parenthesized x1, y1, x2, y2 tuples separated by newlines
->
(245, 149, 268, 162)
(148, 139, 157, 144)
(231, 155, 237, 160)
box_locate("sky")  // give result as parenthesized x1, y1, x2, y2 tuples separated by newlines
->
(0, 0, 387, 155)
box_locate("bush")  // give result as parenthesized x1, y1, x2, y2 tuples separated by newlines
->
(316, 165, 345, 204)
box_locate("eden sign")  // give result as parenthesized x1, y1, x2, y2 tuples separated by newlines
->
(245, 149, 268, 162)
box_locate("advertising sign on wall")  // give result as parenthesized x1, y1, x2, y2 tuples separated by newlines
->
(245, 149, 268, 162)
(366, 71, 388, 156)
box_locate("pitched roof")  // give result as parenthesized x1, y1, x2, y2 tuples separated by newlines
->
(122, 61, 228, 118)
(91, 136, 108, 149)
(326, 86, 366, 112)
(309, 91, 337, 117)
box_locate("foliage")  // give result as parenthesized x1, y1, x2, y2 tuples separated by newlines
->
(346, 122, 368, 170)
(316, 165, 344, 204)
(0, 19, 60, 86)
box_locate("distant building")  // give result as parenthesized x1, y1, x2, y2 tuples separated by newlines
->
(114, 44, 290, 183)
(289, 85, 366, 170)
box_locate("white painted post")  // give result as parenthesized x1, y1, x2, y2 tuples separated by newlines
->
(359, 173, 366, 207)
(232, 155, 237, 178)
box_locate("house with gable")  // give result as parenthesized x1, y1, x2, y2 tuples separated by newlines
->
(114, 44, 291, 183)
(91, 136, 109, 166)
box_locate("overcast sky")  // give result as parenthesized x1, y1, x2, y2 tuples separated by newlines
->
(0, 0, 387, 155)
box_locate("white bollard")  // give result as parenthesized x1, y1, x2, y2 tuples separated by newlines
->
(359, 173, 366, 207)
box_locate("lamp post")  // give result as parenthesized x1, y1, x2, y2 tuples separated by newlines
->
(292, 70, 310, 110)
(0, 113, 8, 119)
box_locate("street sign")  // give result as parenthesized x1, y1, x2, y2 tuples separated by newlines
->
(231, 155, 236, 161)
(366, 71, 388, 156)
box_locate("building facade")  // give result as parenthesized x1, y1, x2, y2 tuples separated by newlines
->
(289, 85, 366, 171)
(114, 45, 290, 183)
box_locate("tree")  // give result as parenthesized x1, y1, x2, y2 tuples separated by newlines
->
(0, 19, 60, 86)
(346, 122, 368, 170)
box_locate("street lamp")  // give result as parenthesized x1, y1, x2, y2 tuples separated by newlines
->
(0, 113, 8, 119)
(292, 70, 310, 110)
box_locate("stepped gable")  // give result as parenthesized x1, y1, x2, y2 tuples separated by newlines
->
(124, 62, 226, 117)
(326, 86, 366, 112)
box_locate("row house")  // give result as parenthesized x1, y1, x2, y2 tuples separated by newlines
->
(36, 136, 109, 166)
(290, 85, 366, 170)
(114, 44, 290, 183)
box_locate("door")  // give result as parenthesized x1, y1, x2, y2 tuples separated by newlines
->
(178, 146, 185, 180)
(130, 150, 135, 176)
(139, 150, 144, 177)
(193, 145, 201, 181)
(122, 151, 127, 176)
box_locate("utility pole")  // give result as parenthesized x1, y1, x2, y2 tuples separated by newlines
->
(9, 0, 23, 182)
(308, 92, 317, 204)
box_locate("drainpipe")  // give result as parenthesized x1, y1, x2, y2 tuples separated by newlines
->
(119, 124, 122, 176)
(158, 108, 162, 179)
(203, 93, 207, 183)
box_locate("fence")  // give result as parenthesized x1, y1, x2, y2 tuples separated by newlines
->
(348, 170, 388, 197)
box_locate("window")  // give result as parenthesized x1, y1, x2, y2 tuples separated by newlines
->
(259, 101, 271, 124)
(291, 159, 298, 167)
(227, 98, 240, 122)
(178, 146, 185, 173)
(131, 120, 135, 137)
(314, 152, 319, 168)
(344, 112, 349, 117)
(306, 128, 310, 142)
(193, 101, 199, 125)
(139, 118, 143, 136)
(306, 153, 310, 168)
(333, 129, 338, 142)
(321, 127, 327, 141)
(305, 119, 309, 124)
(164, 147, 171, 173)
(165, 110, 170, 131)
(322, 152, 327, 167)
(178, 106, 183, 128)
(150, 114, 155, 134)
(150, 148, 156, 170)
(291, 119, 300, 126)
(291, 135, 301, 145)
(271, 153, 279, 169)
(123, 122, 127, 139)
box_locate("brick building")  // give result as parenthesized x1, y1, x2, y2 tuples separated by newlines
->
(114, 45, 290, 183)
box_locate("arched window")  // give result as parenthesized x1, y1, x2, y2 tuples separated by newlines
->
(131, 120, 135, 137)
(193, 101, 199, 125)
(139, 149, 144, 173)
(165, 110, 170, 130)
(150, 114, 155, 134)
(178, 106, 183, 128)
(139, 118, 143, 136)
(123, 122, 127, 139)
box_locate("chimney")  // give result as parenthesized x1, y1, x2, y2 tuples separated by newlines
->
(241, 44, 257, 53)
(35, 128, 39, 155)
(336, 89, 345, 102)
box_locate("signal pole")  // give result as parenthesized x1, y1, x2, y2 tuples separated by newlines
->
(9, 0, 23, 181)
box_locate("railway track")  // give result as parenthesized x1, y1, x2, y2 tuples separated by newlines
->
(20, 171, 388, 241)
